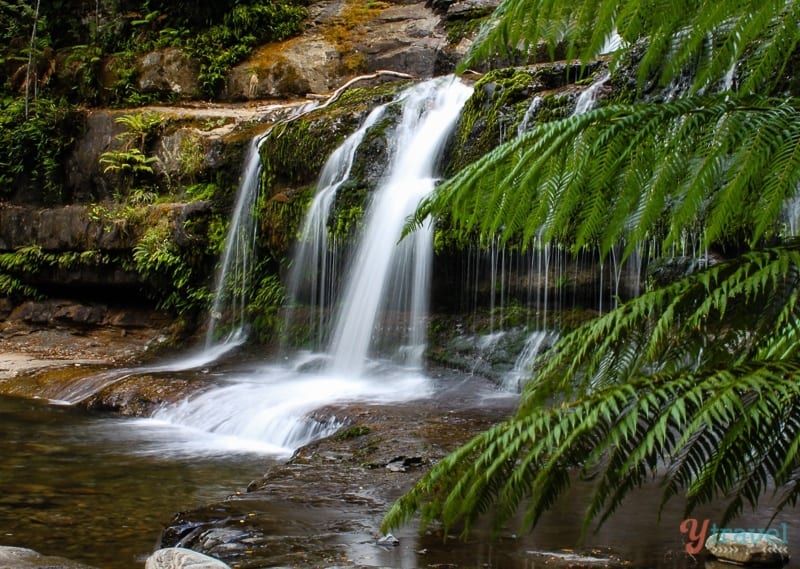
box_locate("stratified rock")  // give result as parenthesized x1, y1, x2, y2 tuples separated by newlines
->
(0, 545, 98, 569)
(227, 1, 449, 101)
(145, 547, 231, 569)
(705, 532, 789, 566)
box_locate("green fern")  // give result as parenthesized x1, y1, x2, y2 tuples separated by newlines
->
(465, 0, 800, 95)
(411, 93, 800, 259)
(384, 243, 800, 536)
(391, 0, 800, 542)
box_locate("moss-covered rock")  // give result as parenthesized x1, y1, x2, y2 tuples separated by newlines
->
(444, 62, 597, 176)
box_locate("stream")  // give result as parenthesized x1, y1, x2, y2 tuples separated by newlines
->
(0, 393, 274, 568)
(2, 361, 799, 569)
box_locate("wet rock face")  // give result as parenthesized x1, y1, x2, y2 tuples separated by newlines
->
(227, 1, 451, 101)
(0, 205, 137, 252)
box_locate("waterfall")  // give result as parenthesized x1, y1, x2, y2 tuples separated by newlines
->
(117, 78, 470, 455)
(206, 101, 318, 349)
(326, 77, 473, 376)
(285, 105, 388, 349)
(504, 329, 558, 391)
(205, 135, 265, 347)
(573, 72, 610, 115)
(517, 96, 542, 135)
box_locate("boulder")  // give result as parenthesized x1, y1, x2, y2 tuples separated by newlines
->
(137, 48, 201, 97)
(446, 0, 500, 19)
(705, 532, 789, 566)
(226, 1, 450, 100)
(145, 548, 232, 569)
(0, 545, 98, 569)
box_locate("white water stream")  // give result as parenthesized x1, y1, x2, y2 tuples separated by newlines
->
(82, 77, 473, 456)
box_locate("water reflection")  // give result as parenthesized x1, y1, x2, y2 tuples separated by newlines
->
(0, 395, 273, 569)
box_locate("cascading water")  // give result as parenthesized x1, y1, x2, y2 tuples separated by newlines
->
(517, 96, 542, 135)
(573, 72, 610, 115)
(128, 77, 472, 454)
(285, 104, 388, 349)
(503, 329, 558, 391)
(204, 134, 265, 347)
(326, 77, 473, 376)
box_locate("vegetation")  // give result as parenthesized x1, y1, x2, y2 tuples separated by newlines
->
(0, 96, 80, 204)
(0, 0, 308, 106)
(386, 0, 800, 537)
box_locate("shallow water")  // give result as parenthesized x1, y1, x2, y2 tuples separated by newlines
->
(0, 395, 275, 568)
(1, 363, 800, 569)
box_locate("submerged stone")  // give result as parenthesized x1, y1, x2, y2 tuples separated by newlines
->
(0, 545, 98, 569)
(377, 534, 400, 546)
(145, 547, 231, 569)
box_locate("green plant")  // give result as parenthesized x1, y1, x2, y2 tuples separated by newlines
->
(115, 111, 164, 150)
(98, 111, 164, 198)
(178, 134, 205, 181)
(387, 0, 800, 539)
(133, 222, 210, 314)
(0, 96, 79, 204)
(247, 269, 286, 342)
(99, 148, 157, 175)
(186, 1, 306, 97)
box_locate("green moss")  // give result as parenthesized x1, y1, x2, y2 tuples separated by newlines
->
(335, 425, 371, 440)
(446, 68, 536, 175)
(535, 93, 572, 122)
(445, 63, 602, 177)
(259, 80, 407, 241)
(259, 190, 311, 256)
(445, 16, 486, 45)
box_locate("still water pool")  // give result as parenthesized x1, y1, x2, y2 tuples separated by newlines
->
(0, 394, 275, 568)
(2, 374, 800, 569)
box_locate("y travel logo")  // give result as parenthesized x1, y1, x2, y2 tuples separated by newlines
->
(679, 518, 789, 555)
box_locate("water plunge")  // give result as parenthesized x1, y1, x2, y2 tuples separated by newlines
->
(145, 77, 473, 454)
(325, 77, 473, 376)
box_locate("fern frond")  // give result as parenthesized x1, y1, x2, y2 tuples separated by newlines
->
(462, 0, 800, 95)
(417, 93, 800, 258)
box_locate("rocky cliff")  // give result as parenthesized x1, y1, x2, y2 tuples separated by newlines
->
(0, 0, 624, 347)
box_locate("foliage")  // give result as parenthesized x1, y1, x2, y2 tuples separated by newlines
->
(412, 93, 800, 255)
(0, 96, 80, 204)
(98, 112, 164, 200)
(464, 0, 800, 96)
(247, 268, 287, 342)
(389, 0, 800, 539)
(1, 0, 308, 106)
(186, 1, 307, 97)
(0, 245, 112, 299)
(99, 148, 157, 176)
(385, 242, 800, 535)
(132, 222, 210, 314)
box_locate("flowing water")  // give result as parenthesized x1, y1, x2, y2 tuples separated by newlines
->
(4, 387, 800, 569)
(324, 77, 472, 375)
(286, 104, 388, 349)
(6, 74, 798, 569)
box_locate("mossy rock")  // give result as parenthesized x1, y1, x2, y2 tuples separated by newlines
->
(444, 63, 597, 176)
(260, 81, 408, 189)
